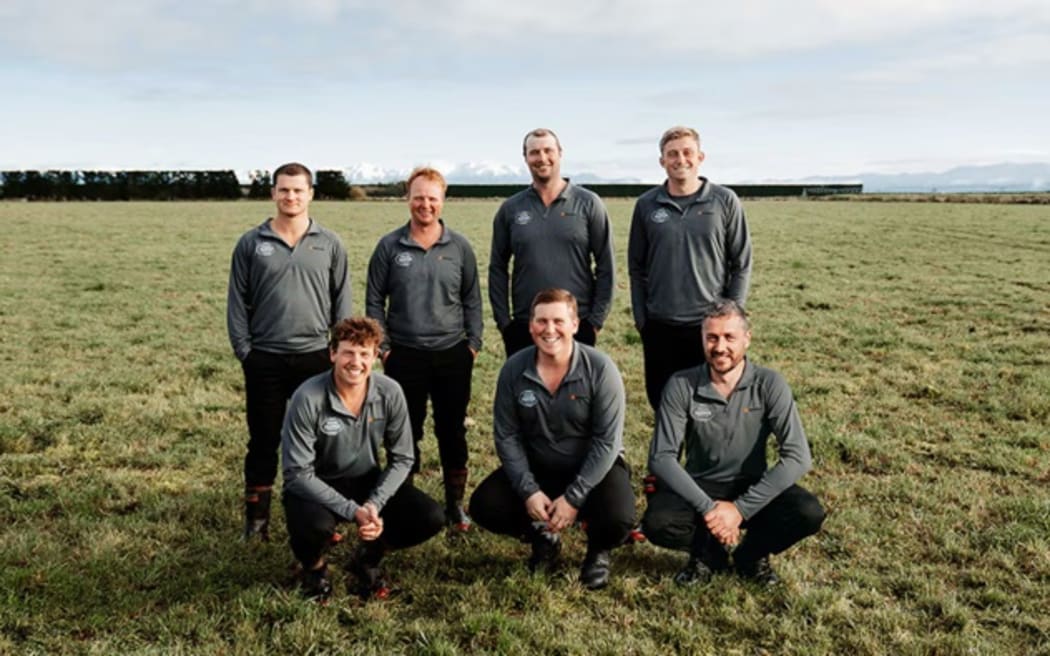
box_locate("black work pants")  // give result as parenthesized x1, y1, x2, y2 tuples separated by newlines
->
(469, 458, 635, 552)
(242, 348, 330, 487)
(500, 317, 598, 358)
(641, 480, 825, 565)
(640, 320, 705, 411)
(382, 340, 474, 473)
(282, 470, 444, 567)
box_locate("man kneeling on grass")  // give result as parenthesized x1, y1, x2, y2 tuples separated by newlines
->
(281, 317, 444, 602)
(641, 300, 825, 586)
(469, 289, 635, 590)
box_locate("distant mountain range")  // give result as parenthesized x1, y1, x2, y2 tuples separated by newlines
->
(780, 162, 1050, 193)
(313, 161, 1050, 193)
(343, 161, 638, 185)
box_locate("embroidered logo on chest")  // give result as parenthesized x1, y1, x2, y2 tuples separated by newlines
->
(649, 208, 671, 224)
(256, 242, 276, 257)
(518, 390, 538, 408)
(395, 252, 413, 267)
(691, 404, 715, 422)
(321, 417, 342, 435)
(515, 211, 532, 226)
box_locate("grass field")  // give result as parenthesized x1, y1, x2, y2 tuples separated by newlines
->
(1, 198, 1048, 655)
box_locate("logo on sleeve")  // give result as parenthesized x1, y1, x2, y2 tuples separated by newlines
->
(395, 252, 413, 267)
(691, 404, 715, 422)
(649, 208, 671, 224)
(514, 211, 533, 226)
(518, 390, 538, 408)
(256, 242, 276, 257)
(321, 417, 342, 435)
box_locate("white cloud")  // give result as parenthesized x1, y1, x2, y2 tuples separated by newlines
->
(4, 0, 1049, 70)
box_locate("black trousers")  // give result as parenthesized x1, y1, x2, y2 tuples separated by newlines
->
(242, 348, 331, 487)
(469, 459, 635, 552)
(641, 480, 825, 566)
(500, 317, 598, 358)
(382, 340, 474, 473)
(640, 320, 705, 411)
(282, 470, 444, 567)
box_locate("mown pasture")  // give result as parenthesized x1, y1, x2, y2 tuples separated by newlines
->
(1, 198, 1048, 654)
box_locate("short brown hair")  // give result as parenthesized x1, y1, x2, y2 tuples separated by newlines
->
(659, 126, 701, 154)
(329, 317, 384, 351)
(273, 162, 313, 186)
(702, 299, 750, 331)
(529, 288, 578, 319)
(406, 166, 448, 194)
(522, 128, 562, 156)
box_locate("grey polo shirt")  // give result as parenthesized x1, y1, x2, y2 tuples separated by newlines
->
(281, 370, 414, 520)
(488, 181, 615, 329)
(492, 342, 626, 508)
(365, 221, 483, 353)
(648, 360, 812, 520)
(226, 218, 352, 361)
(627, 178, 752, 329)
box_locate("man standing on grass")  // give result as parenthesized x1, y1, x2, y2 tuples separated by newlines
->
(628, 126, 752, 410)
(470, 289, 635, 590)
(227, 162, 352, 541)
(489, 128, 615, 357)
(641, 300, 824, 586)
(366, 166, 483, 531)
(282, 317, 444, 602)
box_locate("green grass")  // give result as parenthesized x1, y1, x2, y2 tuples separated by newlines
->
(1, 199, 1048, 655)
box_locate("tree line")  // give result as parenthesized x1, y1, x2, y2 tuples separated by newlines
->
(0, 170, 361, 201)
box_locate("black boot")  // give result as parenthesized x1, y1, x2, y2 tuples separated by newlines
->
(732, 535, 780, 586)
(527, 523, 561, 574)
(444, 468, 471, 532)
(348, 540, 390, 600)
(300, 562, 332, 603)
(243, 486, 272, 542)
(580, 546, 612, 590)
(675, 527, 728, 586)
(734, 555, 780, 586)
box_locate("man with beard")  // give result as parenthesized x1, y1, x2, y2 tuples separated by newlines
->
(641, 300, 824, 586)
(489, 128, 615, 356)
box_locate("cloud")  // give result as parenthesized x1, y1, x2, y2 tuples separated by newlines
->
(4, 0, 1048, 74)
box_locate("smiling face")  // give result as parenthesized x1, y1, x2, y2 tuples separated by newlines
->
(329, 339, 379, 391)
(271, 172, 313, 220)
(524, 133, 563, 185)
(529, 300, 579, 360)
(659, 135, 704, 187)
(408, 176, 444, 229)
(702, 314, 751, 376)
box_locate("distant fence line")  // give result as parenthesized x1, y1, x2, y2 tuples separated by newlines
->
(0, 169, 862, 201)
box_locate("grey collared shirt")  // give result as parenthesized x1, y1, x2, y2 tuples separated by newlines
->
(492, 342, 625, 508)
(648, 360, 812, 519)
(365, 220, 483, 353)
(628, 178, 751, 329)
(281, 371, 414, 519)
(488, 181, 614, 329)
(226, 218, 352, 361)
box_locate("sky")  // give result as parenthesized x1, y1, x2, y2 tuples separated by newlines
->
(2, 0, 1049, 183)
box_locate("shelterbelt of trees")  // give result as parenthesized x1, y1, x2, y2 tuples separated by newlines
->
(0, 170, 359, 201)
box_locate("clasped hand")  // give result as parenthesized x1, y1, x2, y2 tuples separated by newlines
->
(354, 501, 384, 541)
(704, 500, 742, 546)
(525, 491, 578, 533)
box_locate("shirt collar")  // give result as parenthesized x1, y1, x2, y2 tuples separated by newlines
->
(693, 358, 753, 403)
(325, 371, 379, 418)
